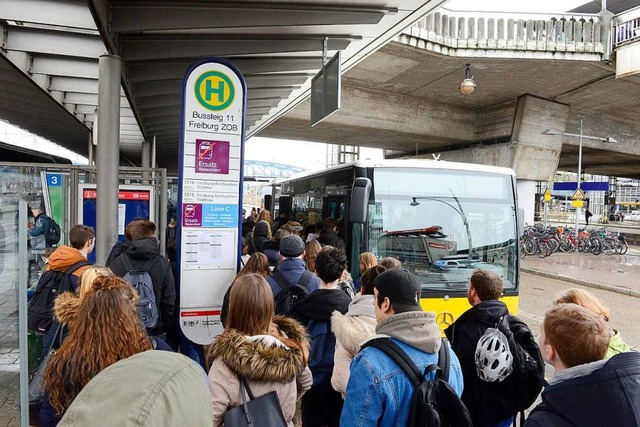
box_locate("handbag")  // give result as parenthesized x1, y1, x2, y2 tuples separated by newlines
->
(223, 375, 287, 427)
(28, 323, 63, 408)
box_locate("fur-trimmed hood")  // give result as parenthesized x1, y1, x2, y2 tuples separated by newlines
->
(331, 294, 376, 355)
(210, 315, 308, 383)
(53, 291, 81, 325)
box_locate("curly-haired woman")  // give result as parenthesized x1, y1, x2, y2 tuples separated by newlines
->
(40, 276, 153, 426)
(207, 273, 312, 427)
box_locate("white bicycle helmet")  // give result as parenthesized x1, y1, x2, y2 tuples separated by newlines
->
(475, 327, 513, 383)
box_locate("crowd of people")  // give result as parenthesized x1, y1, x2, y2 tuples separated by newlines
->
(26, 208, 639, 427)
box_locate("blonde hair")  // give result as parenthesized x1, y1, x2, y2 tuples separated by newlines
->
(78, 266, 114, 298)
(256, 209, 272, 225)
(359, 252, 377, 274)
(554, 288, 610, 322)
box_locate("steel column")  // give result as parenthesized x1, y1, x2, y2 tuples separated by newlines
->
(96, 54, 122, 264)
(18, 200, 29, 426)
(160, 168, 168, 256)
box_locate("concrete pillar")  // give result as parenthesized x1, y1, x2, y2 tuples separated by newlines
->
(598, 10, 614, 61)
(96, 54, 122, 264)
(517, 180, 537, 226)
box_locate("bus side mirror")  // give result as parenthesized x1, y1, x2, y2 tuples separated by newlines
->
(350, 177, 371, 224)
(517, 207, 524, 237)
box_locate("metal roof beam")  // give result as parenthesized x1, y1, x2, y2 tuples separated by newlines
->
(49, 76, 100, 94)
(6, 26, 105, 58)
(127, 57, 321, 82)
(0, 0, 97, 30)
(31, 55, 98, 79)
(111, 2, 390, 32)
(119, 37, 353, 61)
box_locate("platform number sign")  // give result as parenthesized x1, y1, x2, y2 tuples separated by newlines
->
(178, 59, 247, 344)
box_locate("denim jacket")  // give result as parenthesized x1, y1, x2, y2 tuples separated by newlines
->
(340, 337, 464, 427)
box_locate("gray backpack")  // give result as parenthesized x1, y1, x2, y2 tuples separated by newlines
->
(122, 256, 159, 330)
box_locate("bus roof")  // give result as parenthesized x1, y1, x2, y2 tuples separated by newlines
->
(272, 159, 516, 184)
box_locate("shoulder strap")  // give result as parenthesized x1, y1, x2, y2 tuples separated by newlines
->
(61, 260, 90, 293)
(141, 254, 162, 271)
(297, 270, 313, 287)
(438, 338, 451, 382)
(121, 255, 135, 272)
(272, 271, 292, 292)
(364, 338, 423, 387)
(239, 375, 255, 400)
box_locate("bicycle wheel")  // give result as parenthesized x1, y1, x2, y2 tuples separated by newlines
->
(590, 237, 602, 255)
(619, 238, 628, 255)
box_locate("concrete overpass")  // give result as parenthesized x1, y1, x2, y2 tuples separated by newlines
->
(263, 8, 640, 182)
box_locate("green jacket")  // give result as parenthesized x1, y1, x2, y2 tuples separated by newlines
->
(607, 329, 631, 359)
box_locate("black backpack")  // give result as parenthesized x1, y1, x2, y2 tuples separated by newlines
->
(363, 338, 473, 427)
(27, 260, 90, 332)
(36, 214, 61, 246)
(272, 271, 313, 316)
(494, 315, 545, 424)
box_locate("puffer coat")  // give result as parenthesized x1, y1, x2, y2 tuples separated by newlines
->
(208, 316, 313, 427)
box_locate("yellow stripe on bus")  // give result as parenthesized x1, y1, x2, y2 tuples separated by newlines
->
(420, 296, 520, 332)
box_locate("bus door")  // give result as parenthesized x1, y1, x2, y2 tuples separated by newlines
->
(323, 196, 353, 268)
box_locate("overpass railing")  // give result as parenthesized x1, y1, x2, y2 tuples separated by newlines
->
(613, 6, 640, 47)
(401, 9, 605, 55)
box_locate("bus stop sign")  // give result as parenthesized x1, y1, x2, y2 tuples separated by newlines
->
(177, 59, 247, 344)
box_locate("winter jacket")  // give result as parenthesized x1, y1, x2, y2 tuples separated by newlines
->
(292, 288, 352, 391)
(444, 300, 516, 426)
(29, 214, 50, 251)
(250, 221, 270, 254)
(44, 246, 92, 288)
(267, 258, 320, 298)
(330, 294, 377, 395)
(261, 239, 280, 266)
(525, 352, 640, 427)
(317, 228, 345, 251)
(58, 351, 212, 427)
(208, 316, 313, 427)
(341, 311, 464, 427)
(109, 237, 176, 336)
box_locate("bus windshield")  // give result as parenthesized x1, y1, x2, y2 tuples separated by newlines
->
(369, 167, 517, 291)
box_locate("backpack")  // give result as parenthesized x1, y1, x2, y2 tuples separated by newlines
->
(307, 319, 337, 390)
(36, 214, 60, 246)
(494, 315, 545, 420)
(27, 260, 90, 332)
(121, 256, 160, 330)
(272, 271, 313, 317)
(479, 315, 544, 425)
(363, 338, 473, 427)
(339, 280, 356, 298)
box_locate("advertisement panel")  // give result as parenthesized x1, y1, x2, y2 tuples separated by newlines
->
(178, 59, 246, 344)
(78, 185, 154, 264)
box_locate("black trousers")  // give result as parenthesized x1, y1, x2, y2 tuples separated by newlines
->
(301, 388, 344, 427)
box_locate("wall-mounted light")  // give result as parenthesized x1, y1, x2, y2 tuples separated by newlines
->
(460, 64, 476, 95)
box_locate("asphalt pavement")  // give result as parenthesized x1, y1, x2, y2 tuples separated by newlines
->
(521, 245, 640, 297)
